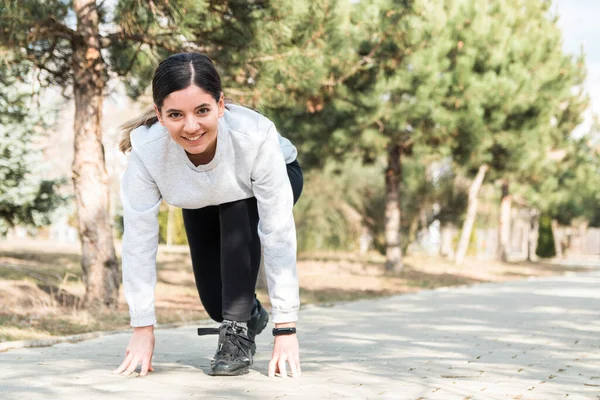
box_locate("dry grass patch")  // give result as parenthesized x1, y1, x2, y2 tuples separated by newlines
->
(0, 241, 593, 343)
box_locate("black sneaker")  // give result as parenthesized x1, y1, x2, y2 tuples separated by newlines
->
(247, 297, 269, 355)
(210, 321, 254, 376)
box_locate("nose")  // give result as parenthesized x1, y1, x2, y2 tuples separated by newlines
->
(183, 116, 200, 133)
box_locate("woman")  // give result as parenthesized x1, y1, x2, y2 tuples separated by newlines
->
(113, 53, 303, 378)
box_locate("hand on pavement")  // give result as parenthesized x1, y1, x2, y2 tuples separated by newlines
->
(268, 333, 301, 378)
(113, 325, 155, 377)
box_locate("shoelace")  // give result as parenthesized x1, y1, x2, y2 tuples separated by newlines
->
(197, 327, 219, 336)
(198, 325, 253, 356)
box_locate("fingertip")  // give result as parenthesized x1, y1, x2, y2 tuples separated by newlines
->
(268, 360, 276, 378)
(280, 368, 288, 378)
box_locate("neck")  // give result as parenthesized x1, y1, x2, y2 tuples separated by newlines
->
(186, 138, 217, 166)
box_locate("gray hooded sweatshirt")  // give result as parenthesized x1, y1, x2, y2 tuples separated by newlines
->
(120, 104, 299, 327)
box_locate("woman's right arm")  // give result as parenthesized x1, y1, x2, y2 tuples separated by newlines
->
(119, 150, 162, 328)
(115, 150, 162, 376)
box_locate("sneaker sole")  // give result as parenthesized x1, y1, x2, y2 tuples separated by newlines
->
(209, 366, 250, 376)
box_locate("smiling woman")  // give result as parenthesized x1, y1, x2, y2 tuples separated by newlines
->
(116, 53, 303, 378)
(156, 86, 223, 166)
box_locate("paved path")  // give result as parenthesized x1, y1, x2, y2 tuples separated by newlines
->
(1, 272, 600, 400)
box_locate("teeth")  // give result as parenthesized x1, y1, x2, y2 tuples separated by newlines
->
(184, 134, 202, 141)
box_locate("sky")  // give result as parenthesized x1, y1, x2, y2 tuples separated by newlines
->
(554, 0, 600, 135)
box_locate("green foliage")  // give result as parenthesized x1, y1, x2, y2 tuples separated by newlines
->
(442, 0, 588, 181)
(294, 158, 384, 252)
(113, 202, 189, 245)
(294, 152, 467, 254)
(157, 203, 188, 246)
(536, 214, 556, 258)
(0, 77, 68, 234)
(1, 0, 597, 251)
(532, 133, 600, 226)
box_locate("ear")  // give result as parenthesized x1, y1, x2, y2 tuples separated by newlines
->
(217, 92, 225, 118)
(154, 104, 165, 126)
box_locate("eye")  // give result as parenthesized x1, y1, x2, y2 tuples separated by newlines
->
(168, 112, 182, 118)
(197, 108, 210, 115)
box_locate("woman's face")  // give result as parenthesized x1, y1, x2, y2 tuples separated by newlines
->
(155, 85, 224, 162)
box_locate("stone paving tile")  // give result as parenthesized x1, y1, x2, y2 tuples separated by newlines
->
(1, 271, 599, 399)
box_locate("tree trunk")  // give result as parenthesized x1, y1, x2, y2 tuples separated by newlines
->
(359, 226, 372, 255)
(406, 215, 419, 256)
(519, 221, 528, 260)
(72, 0, 119, 309)
(384, 143, 403, 272)
(526, 210, 539, 261)
(551, 219, 562, 258)
(497, 182, 512, 262)
(455, 164, 488, 265)
(439, 224, 455, 259)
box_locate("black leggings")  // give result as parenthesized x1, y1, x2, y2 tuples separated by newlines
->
(182, 160, 303, 322)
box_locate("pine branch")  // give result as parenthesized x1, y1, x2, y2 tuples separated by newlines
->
(101, 31, 209, 54)
(120, 42, 144, 77)
(28, 17, 78, 42)
(328, 35, 385, 87)
(102, 32, 181, 53)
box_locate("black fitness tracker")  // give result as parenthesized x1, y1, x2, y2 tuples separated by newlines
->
(272, 327, 297, 336)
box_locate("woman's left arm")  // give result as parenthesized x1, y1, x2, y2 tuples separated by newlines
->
(250, 120, 301, 377)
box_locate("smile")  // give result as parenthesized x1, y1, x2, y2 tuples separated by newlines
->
(182, 133, 206, 142)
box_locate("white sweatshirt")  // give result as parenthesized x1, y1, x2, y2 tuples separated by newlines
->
(120, 104, 299, 327)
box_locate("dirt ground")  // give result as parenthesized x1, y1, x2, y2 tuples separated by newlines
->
(0, 239, 593, 343)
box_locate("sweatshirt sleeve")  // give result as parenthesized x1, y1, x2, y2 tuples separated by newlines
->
(251, 121, 300, 323)
(120, 149, 162, 327)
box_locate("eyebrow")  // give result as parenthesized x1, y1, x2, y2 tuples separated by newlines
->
(165, 103, 211, 113)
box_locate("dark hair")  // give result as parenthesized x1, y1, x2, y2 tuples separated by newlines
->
(153, 53, 222, 111)
(119, 53, 223, 152)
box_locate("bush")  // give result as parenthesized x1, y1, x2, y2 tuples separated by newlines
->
(536, 214, 556, 258)
(157, 202, 188, 245)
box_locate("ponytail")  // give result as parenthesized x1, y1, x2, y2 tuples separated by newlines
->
(118, 108, 159, 153)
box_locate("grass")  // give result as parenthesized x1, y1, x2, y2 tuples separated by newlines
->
(0, 240, 594, 343)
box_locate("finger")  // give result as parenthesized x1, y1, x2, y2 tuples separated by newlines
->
(122, 357, 140, 376)
(148, 360, 154, 372)
(278, 356, 288, 378)
(296, 355, 302, 377)
(289, 355, 299, 378)
(139, 358, 150, 377)
(268, 356, 278, 378)
(113, 353, 134, 374)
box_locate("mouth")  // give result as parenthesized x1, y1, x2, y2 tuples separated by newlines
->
(182, 132, 206, 144)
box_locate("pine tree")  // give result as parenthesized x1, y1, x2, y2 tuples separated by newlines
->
(0, 0, 357, 307)
(0, 65, 66, 233)
(442, 0, 589, 264)
(350, 0, 455, 271)
(267, 0, 457, 271)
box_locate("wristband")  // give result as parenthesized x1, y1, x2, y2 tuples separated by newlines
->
(272, 327, 296, 336)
